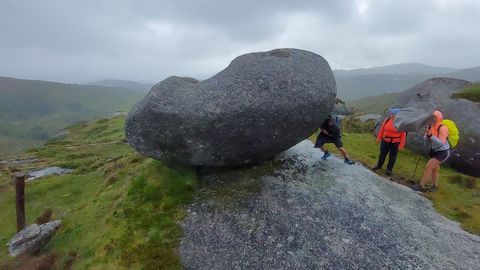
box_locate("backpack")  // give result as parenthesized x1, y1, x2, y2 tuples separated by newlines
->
(437, 119, 459, 148)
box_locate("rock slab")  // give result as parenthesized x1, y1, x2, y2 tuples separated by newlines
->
(125, 49, 336, 166)
(8, 220, 61, 257)
(180, 141, 480, 269)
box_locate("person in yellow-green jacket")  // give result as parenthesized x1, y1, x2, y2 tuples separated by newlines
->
(412, 110, 451, 192)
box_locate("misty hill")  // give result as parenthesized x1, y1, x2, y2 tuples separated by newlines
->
(86, 79, 153, 92)
(333, 63, 458, 78)
(348, 76, 480, 114)
(444, 66, 480, 82)
(336, 73, 432, 101)
(348, 92, 400, 114)
(335, 64, 480, 101)
(0, 76, 143, 157)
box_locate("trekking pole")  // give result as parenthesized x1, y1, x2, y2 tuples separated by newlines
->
(412, 156, 421, 181)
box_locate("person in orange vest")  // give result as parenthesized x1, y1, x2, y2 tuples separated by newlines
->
(412, 110, 451, 192)
(372, 109, 407, 176)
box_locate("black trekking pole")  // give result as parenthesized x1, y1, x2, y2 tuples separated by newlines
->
(412, 155, 421, 180)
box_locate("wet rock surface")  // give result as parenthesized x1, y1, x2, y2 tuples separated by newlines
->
(27, 167, 73, 181)
(125, 48, 336, 166)
(180, 141, 480, 269)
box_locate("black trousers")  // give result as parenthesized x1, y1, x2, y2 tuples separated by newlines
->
(377, 140, 399, 171)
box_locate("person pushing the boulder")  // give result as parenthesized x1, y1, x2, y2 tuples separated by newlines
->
(314, 114, 355, 165)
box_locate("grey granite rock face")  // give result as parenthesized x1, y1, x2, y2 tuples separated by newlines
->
(392, 77, 480, 176)
(8, 220, 61, 257)
(125, 49, 336, 166)
(180, 141, 480, 269)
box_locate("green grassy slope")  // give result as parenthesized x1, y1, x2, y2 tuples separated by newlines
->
(451, 83, 480, 102)
(0, 76, 144, 158)
(0, 115, 197, 269)
(348, 92, 399, 114)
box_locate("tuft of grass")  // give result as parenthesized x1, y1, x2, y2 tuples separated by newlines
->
(448, 175, 477, 189)
(451, 83, 480, 102)
(341, 116, 376, 134)
(112, 161, 197, 269)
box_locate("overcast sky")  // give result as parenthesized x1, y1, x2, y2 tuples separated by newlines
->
(1, 0, 479, 83)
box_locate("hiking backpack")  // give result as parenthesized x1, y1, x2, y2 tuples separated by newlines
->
(437, 119, 460, 148)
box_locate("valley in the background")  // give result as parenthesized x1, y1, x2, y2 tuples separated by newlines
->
(0, 77, 147, 158)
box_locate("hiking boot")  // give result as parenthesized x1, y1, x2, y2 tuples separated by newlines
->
(411, 183, 426, 192)
(322, 151, 331, 160)
(430, 185, 439, 192)
(386, 169, 393, 176)
(344, 158, 355, 165)
(371, 166, 380, 171)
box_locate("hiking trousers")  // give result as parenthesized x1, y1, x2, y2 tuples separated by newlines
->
(377, 140, 399, 171)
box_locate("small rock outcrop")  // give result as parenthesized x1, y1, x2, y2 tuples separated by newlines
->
(180, 141, 480, 269)
(8, 220, 61, 257)
(332, 98, 352, 115)
(125, 49, 336, 166)
(355, 113, 381, 122)
(391, 77, 480, 176)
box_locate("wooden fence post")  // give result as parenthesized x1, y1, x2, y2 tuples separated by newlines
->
(14, 172, 26, 232)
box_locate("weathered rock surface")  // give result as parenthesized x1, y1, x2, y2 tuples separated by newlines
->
(8, 220, 61, 257)
(180, 141, 480, 269)
(391, 77, 480, 176)
(125, 49, 336, 166)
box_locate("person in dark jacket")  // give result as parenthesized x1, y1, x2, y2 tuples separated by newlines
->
(372, 109, 407, 176)
(314, 114, 355, 165)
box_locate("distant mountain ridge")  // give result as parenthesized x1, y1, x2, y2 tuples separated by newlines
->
(86, 79, 153, 92)
(335, 63, 480, 101)
(333, 63, 458, 77)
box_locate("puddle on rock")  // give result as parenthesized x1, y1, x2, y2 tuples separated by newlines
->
(27, 167, 73, 181)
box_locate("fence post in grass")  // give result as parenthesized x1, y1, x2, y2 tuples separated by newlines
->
(14, 172, 26, 232)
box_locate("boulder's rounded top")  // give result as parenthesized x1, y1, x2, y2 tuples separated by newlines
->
(126, 48, 336, 166)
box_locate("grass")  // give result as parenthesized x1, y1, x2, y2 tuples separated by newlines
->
(310, 127, 480, 235)
(348, 92, 400, 114)
(451, 83, 480, 102)
(0, 115, 197, 269)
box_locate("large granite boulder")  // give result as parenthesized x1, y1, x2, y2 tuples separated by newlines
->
(125, 49, 336, 166)
(391, 78, 480, 176)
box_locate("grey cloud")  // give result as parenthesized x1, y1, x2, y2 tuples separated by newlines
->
(0, 0, 479, 83)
